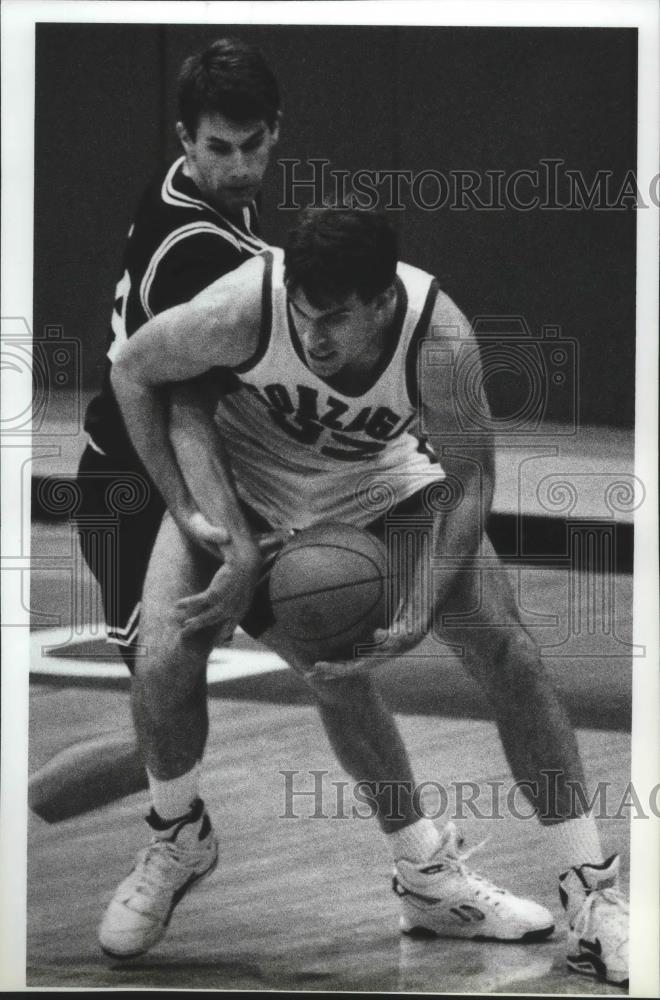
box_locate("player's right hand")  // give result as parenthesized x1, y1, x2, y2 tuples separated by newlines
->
(175, 553, 260, 641)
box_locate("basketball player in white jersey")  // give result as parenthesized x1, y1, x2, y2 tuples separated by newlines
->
(101, 209, 628, 987)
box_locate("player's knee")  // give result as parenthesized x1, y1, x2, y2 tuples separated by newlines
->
(309, 671, 375, 708)
(132, 646, 208, 728)
(132, 623, 211, 684)
(490, 650, 554, 715)
(462, 625, 544, 686)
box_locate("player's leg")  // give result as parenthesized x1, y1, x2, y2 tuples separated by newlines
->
(258, 578, 555, 943)
(98, 511, 219, 959)
(310, 673, 418, 835)
(263, 622, 421, 836)
(263, 628, 452, 884)
(434, 532, 585, 821)
(131, 510, 218, 778)
(236, 498, 423, 838)
(27, 732, 146, 823)
(332, 491, 554, 942)
(429, 533, 628, 982)
(28, 444, 160, 823)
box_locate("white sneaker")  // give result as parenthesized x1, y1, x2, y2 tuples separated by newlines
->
(393, 822, 555, 942)
(98, 798, 218, 958)
(559, 854, 629, 987)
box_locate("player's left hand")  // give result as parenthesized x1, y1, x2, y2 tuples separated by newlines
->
(309, 613, 426, 682)
(256, 528, 295, 559)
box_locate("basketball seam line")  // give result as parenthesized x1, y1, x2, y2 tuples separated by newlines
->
(270, 573, 390, 605)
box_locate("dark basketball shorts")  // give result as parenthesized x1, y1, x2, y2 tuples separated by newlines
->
(75, 444, 165, 668)
(75, 441, 443, 668)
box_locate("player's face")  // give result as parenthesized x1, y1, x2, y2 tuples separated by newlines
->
(177, 111, 279, 213)
(288, 287, 391, 378)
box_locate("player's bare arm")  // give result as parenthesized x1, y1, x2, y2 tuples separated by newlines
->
(168, 378, 280, 638)
(420, 291, 496, 569)
(312, 292, 495, 680)
(377, 293, 495, 652)
(110, 254, 265, 541)
(169, 378, 253, 543)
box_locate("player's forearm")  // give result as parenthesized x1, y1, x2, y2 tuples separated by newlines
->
(433, 486, 489, 561)
(110, 364, 197, 528)
(168, 383, 259, 561)
(389, 460, 491, 647)
(427, 450, 495, 604)
(398, 442, 494, 634)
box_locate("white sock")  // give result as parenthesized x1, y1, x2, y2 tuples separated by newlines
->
(544, 813, 605, 874)
(387, 818, 441, 863)
(147, 763, 200, 822)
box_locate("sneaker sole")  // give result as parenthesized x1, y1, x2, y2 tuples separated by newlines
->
(567, 954, 628, 988)
(100, 847, 219, 960)
(401, 921, 555, 943)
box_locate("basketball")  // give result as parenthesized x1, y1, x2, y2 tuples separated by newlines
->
(269, 522, 390, 660)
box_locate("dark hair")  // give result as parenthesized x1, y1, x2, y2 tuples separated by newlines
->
(284, 208, 398, 308)
(177, 38, 280, 136)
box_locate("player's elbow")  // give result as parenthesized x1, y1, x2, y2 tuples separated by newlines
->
(110, 341, 152, 406)
(110, 318, 158, 391)
(109, 344, 136, 396)
(109, 347, 129, 389)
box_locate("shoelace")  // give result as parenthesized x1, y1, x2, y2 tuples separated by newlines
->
(131, 840, 201, 895)
(434, 823, 503, 899)
(579, 884, 629, 925)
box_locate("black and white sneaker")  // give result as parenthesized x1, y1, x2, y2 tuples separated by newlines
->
(560, 854, 629, 987)
(394, 822, 555, 942)
(98, 797, 218, 958)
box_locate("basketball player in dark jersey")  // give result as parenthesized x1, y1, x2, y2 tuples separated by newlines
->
(82, 37, 279, 651)
(28, 37, 281, 819)
(100, 209, 628, 986)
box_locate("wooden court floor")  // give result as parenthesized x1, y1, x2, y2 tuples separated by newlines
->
(27, 685, 631, 993)
(28, 648, 637, 993)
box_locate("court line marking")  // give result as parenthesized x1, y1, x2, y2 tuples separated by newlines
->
(30, 626, 289, 682)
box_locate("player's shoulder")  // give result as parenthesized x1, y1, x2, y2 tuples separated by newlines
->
(396, 258, 439, 316)
(396, 258, 434, 289)
(398, 259, 471, 337)
(191, 251, 269, 310)
(180, 252, 268, 368)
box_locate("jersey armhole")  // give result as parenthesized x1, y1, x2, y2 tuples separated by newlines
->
(233, 249, 273, 374)
(405, 278, 440, 407)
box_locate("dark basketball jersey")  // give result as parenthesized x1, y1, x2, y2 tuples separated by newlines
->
(84, 156, 267, 458)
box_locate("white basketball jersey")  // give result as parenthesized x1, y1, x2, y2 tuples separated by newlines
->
(213, 248, 444, 529)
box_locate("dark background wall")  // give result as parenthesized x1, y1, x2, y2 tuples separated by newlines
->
(34, 23, 637, 426)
